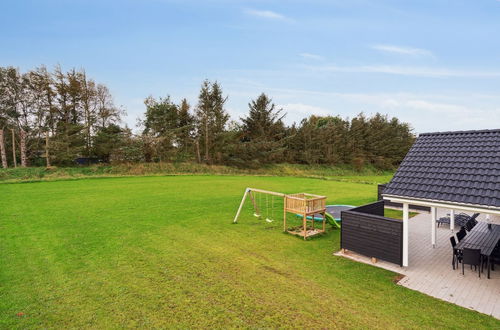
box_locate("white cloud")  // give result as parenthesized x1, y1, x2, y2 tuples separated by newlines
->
(307, 65, 500, 78)
(245, 9, 287, 20)
(299, 53, 324, 61)
(372, 44, 434, 57)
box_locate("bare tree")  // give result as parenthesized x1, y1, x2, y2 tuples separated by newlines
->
(19, 129, 27, 167)
(45, 131, 50, 167)
(11, 128, 17, 167)
(0, 129, 7, 168)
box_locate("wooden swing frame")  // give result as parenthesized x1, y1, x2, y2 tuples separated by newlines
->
(233, 188, 327, 240)
(233, 188, 285, 223)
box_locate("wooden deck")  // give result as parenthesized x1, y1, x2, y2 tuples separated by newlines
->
(336, 210, 500, 319)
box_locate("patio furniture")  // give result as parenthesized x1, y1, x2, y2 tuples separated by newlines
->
(456, 229, 466, 242)
(462, 248, 483, 277)
(465, 220, 474, 232)
(455, 222, 500, 278)
(437, 212, 474, 228)
(449, 236, 462, 269)
(490, 246, 500, 271)
(466, 213, 480, 230)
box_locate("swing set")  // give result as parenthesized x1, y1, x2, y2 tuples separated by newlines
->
(233, 187, 328, 239)
(233, 188, 284, 223)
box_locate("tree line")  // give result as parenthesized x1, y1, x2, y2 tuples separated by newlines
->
(0, 66, 415, 170)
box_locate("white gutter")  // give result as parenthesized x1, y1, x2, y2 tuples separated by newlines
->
(383, 194, 500, 216)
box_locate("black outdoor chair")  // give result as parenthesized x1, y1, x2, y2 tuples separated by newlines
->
(456, 213, 469, 227)
(437, 212, 475, 228)
(450, 236, 462, 269)
(462, 248, 483, 277)
(465, 220, 474, 232)
(456, 229, 467, 242)
(437, 216, 450, 228)
(490, 246, 500, 271)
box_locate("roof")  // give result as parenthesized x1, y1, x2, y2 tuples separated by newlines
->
(383, 129, 500, 209)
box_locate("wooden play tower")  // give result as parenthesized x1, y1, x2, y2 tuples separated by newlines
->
(233, 188, 327, 240)
(284, 193, 327, 239)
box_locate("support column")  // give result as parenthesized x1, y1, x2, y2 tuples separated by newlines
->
(431, 207, 437, 247)
(402, 203, 409, 267)
(450, 209, 455, 232)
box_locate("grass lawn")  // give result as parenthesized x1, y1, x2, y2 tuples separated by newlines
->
(1, 175, 498, 328)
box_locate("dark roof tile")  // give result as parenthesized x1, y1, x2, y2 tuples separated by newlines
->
(384, 129, 500, 209)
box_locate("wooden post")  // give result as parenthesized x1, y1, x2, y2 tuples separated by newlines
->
(0, 129, 7, 168)
(283, 196, 287, 232)
(450, 209, 455, 232)
(431, 207, 436, 247)
(11, 129, 17, 168)
(233, 188, 249, 223)
(402, 203, 409, 267)
(303, 212, 307, 240)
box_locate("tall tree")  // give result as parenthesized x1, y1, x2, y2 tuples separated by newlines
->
(142, 95, 179, 161)
(177, 98, 194, 155)
(195, 80, 229, 164)
(237, 93, 286, 164)
(241, 93, 285, 141)
(80, 71, 97, 158)
(96, 84, 121, 129)
(0, 68, 11, 168)
(0, 129, 6, 168)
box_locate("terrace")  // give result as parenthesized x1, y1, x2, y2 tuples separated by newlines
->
(338, 129, 500, 319)
(338, 209, 500, 318)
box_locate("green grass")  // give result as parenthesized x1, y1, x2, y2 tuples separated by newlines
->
(0, 163, 393, 184)
(0, 176, 497, 328)
(384, 208, 418, 219)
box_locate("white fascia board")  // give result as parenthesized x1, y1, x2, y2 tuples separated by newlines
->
(382, 195, 500, 216)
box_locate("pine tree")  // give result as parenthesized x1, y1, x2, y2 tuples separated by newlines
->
(237, 93, 286, 164)
(177, 98, 194, 155)
(195, 80, 229, 164)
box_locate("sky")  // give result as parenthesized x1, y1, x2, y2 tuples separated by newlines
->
(1, 0, 499, 134)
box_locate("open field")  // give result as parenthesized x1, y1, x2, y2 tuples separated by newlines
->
(0, 163, 393, 184)
(1, 175, 498, 328)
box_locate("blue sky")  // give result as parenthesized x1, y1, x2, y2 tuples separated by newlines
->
(1, 0, 499, 133)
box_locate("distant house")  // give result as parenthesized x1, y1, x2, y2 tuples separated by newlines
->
(74, 157, 102, 165)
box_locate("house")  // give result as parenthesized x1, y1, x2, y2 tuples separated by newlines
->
(382, 129, 500, 266)
(339, 129, 500, 318)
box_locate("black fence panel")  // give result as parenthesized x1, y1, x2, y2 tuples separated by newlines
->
(341, 201, 403, 266)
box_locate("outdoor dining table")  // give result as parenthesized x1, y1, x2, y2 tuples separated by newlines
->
(455, 222, 500, 279)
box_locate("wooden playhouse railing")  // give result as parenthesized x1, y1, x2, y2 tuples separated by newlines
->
(284, 193, 327, 239)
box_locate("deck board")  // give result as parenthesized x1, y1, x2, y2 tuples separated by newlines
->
(336, 210, 500, 319)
